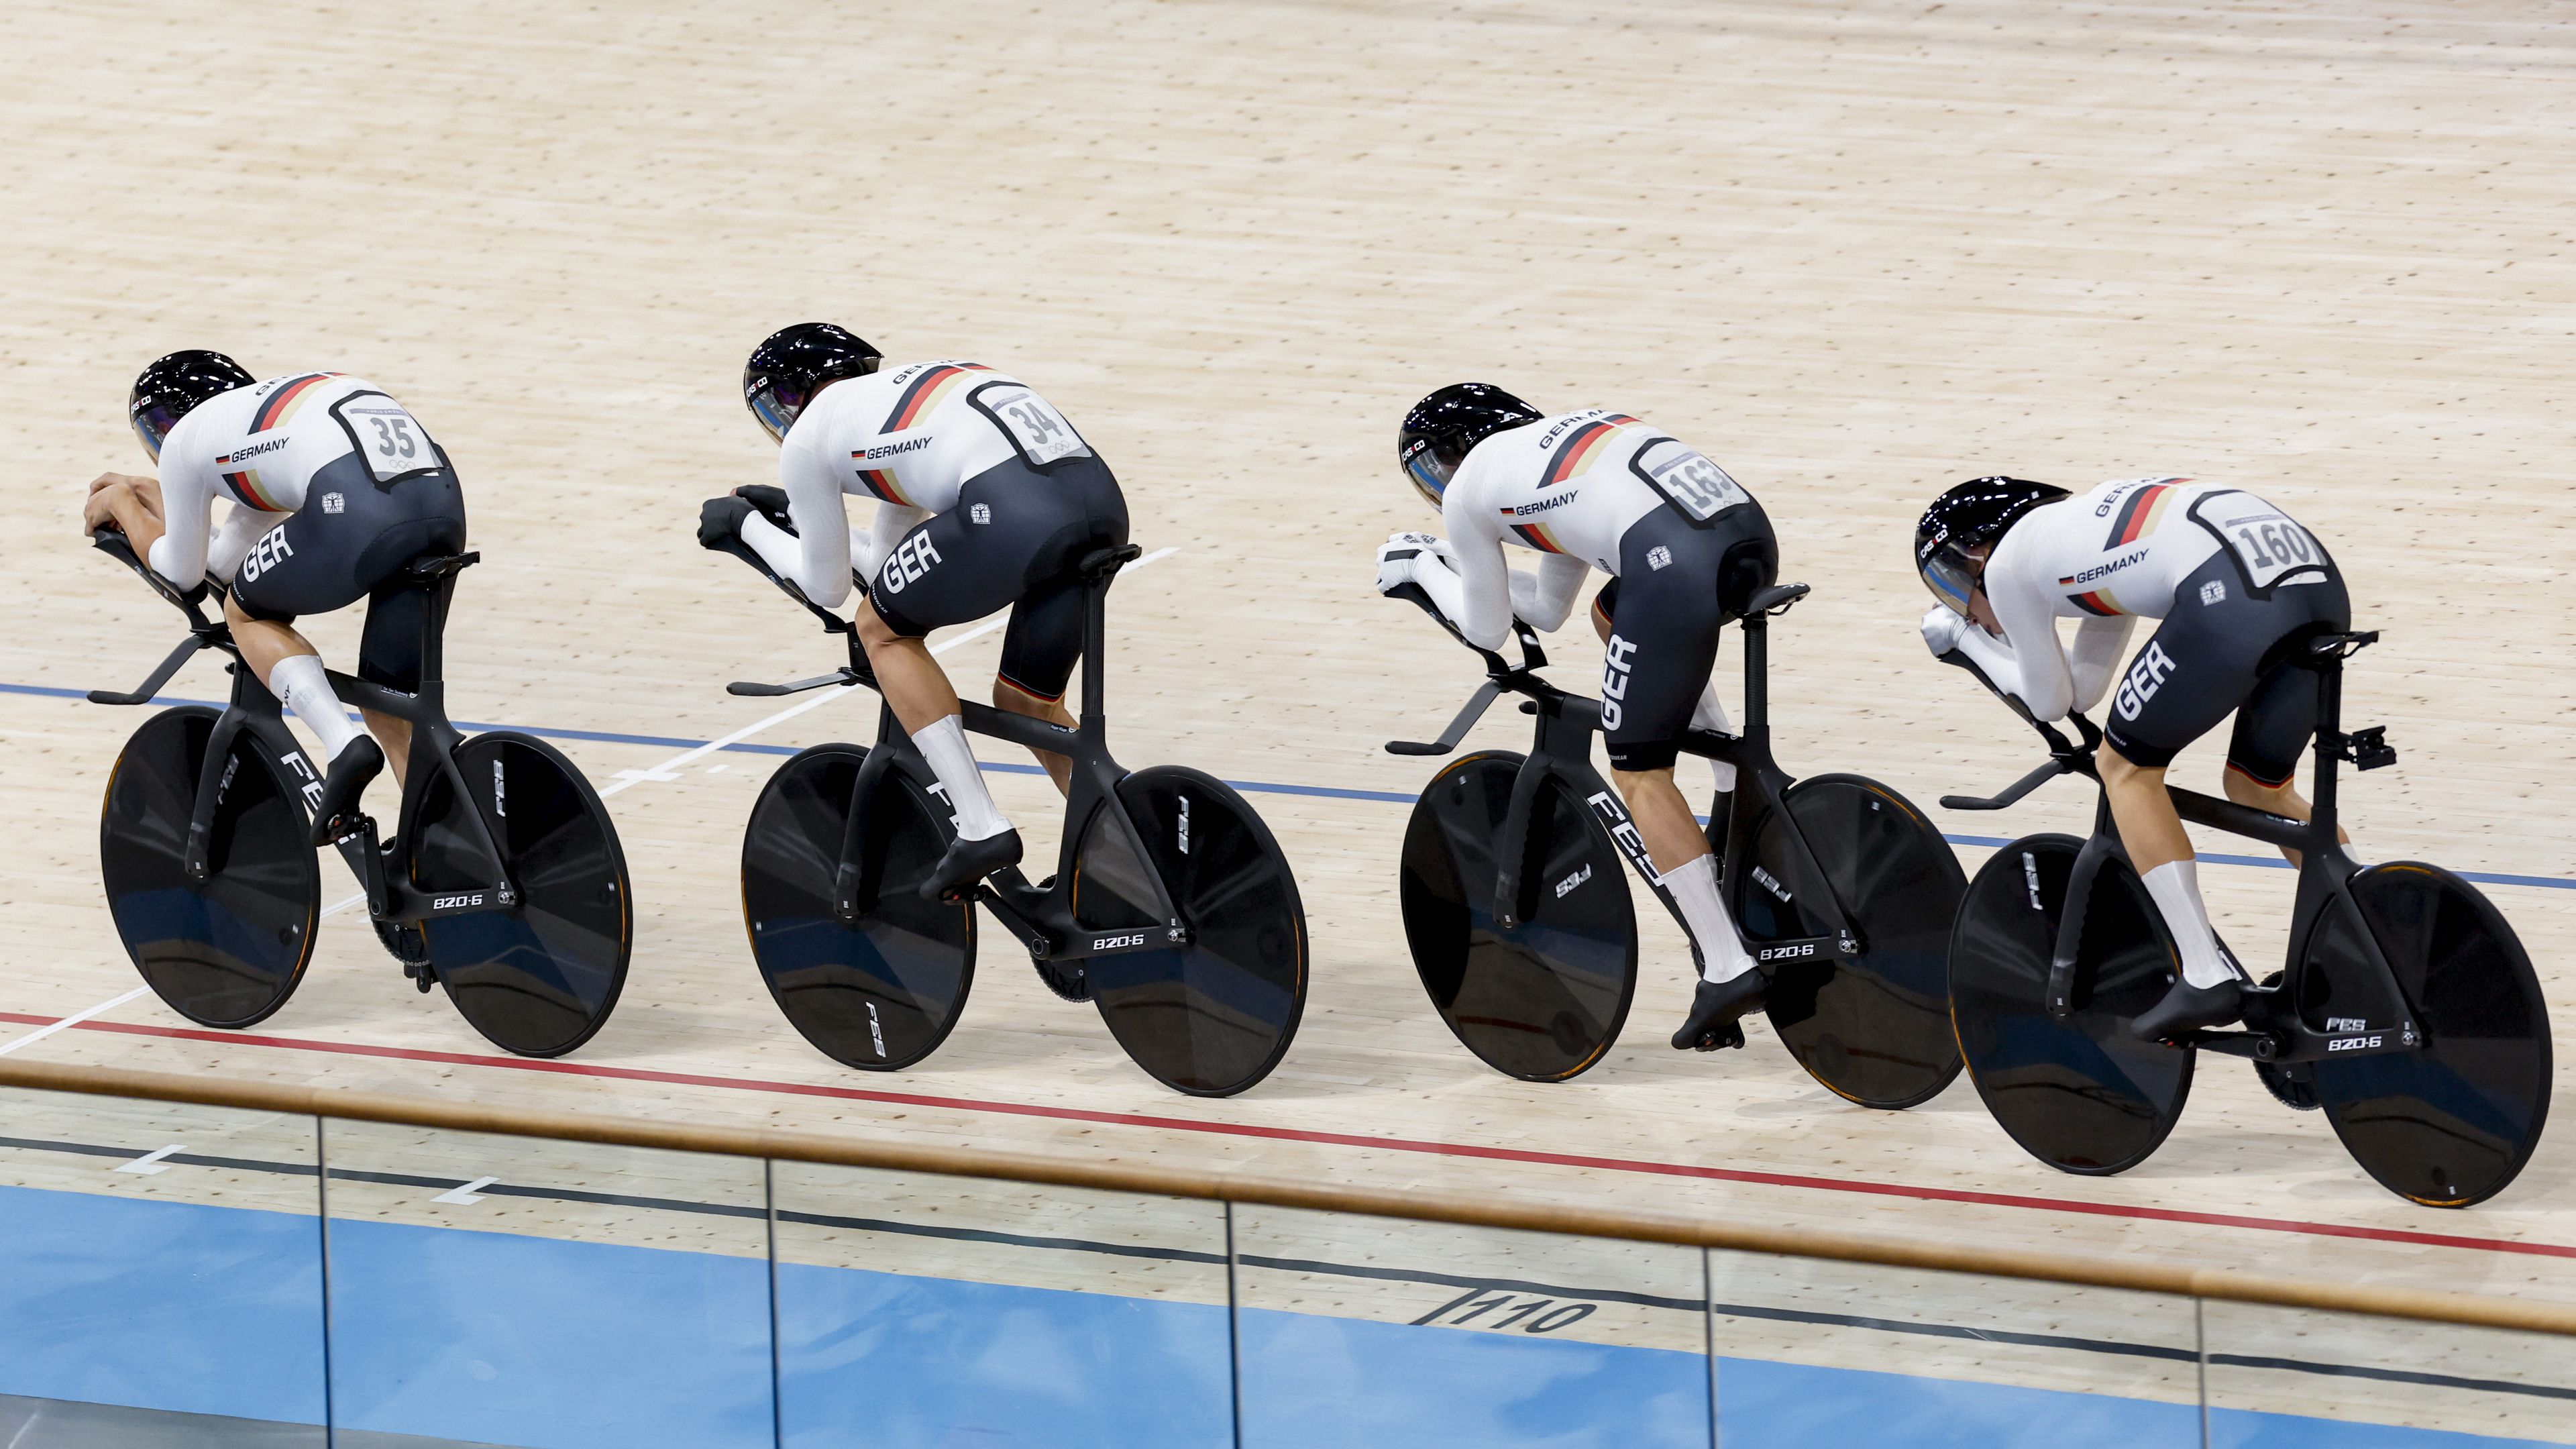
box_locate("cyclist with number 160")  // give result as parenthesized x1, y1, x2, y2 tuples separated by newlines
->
(1914, 474, 2352, 1040)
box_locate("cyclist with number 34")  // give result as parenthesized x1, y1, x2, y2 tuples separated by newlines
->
(1375, 384, 1782, 1051)
(80, 353, 468, 842)
(698, 323, 1130, 902)
(1914, 474, 2350, 1040)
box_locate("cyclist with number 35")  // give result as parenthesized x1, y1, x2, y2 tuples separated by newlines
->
(80, 353, 468, 843)
(1374, 384, 1782, 1051)
(699, 323, 1130, 902)
(1914, 475, 2351, 1040)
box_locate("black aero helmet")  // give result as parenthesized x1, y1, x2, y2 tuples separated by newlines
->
(1397, 382, 1544, 509)
(129, 350, 254, 460)
(1915, 476, 2070, 616)
(744, 322, 883, 443)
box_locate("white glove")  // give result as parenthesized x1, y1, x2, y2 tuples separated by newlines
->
(1919, 604, 1968, 658)
(1374, 532, 1458, 596)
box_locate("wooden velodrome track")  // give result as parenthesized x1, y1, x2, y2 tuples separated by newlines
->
(5, 0, 2572, 1306)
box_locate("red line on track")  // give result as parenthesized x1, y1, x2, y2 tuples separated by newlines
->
(8, 1008, 2571, 1263)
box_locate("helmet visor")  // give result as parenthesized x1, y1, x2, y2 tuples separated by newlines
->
(747, 381, 805, 444)
(1401, 441, 1452, 508)
(1921, 547, 1978, 617)
(130, 403, 182, 461)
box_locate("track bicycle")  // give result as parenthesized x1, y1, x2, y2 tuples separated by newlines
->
(88, 529, 632, 1057)
(713, 537, 1307, 1097)
(1941, 630, 2551, 1205)
(1383, 581, 1967, 1105)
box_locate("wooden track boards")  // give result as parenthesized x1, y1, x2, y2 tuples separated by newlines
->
(2, 0, 2572, 1307)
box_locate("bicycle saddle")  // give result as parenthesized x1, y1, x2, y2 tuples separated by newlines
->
(402, 551, 482, 581)
(1746, 581, 1811, 615)
(1076, 543, 1144, 580)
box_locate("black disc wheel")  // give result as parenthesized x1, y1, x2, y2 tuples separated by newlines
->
(2305, 863, 2551, 1208)
(1732, 774, 1967, 1109)
(1399, 751, 1636, 1082)
(1073, 766, 1307, 1097)
(412, 732, 631, 1057)
(741, 745, 974, 1071)
(1949, 835, 2194, 1174)
(100, 707, 318, 1028)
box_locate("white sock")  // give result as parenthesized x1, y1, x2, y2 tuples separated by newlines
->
(270, 655, 363, 761)
(1691, 682, 1737, 792)
(1664, 854, 1758, 983)
(914, 714, 1012, 841)
(2141, 859, 2238, 989)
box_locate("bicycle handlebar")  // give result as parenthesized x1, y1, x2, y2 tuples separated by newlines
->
(1937, 709, 2102, 811)
(87, 527, 232, 706)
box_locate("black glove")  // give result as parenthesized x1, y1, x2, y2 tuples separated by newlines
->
(698, 494, 754, 550)
(735, 485, 797, 535)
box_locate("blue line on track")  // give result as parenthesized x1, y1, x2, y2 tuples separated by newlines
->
(8, 679, 2567, 889)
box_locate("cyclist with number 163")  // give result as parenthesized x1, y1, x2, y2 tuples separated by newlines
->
(1375, 384, 1782, 1050)
(1913, 475, 2351, 1040)
(80, 353, 468, 842)
(699, 324, 1130, 902)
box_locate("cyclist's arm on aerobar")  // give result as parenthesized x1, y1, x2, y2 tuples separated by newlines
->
(142, 415, 219, 589)
(1976, 525, 2084, 723)
(1439, 462, 1572, 651)
(1511, 553, 1589, 632)
(857, 498, 926, 583)
(739, 425, 858, 607)
(205, 504, 263, 587)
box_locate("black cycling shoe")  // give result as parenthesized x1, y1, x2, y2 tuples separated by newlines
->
(2130, 976, 2246, 1042)
(920, 828, 1023, 902)
(1671, 970, 1768, 1051)
(307, 737, 386, 847)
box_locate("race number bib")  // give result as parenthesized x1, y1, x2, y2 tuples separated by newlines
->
(330, 392, 446, 484)
(1627, 437, 1750, 525)
(2190, 491, 2329, 592)
(969, 382, 1091, 467)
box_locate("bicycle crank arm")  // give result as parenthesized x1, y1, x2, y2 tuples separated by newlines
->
(332, 821, 395, 921)
(2186, 1030, 2282, 1061)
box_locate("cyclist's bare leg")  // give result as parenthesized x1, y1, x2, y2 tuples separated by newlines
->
(994, 678, 1074, 796)
(360, 709, 413, 788)
(1609, 765, 1710, 879)
(2222, 767, 2346, 869)
(2100, 741, 2244, 1017)
(2096, 744, 2191, 875)
(853, 602, 961, 733)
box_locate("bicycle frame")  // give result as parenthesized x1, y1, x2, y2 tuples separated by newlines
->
(1944, 631, 2419, 1063)
(1385, 582, 1867, 967)
(718, 537, 1191, 963)
(89, 532, 519, 924)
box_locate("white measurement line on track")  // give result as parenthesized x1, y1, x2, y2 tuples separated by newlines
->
(0, 985, 149, 1058)
(317, 547, 1178, 920)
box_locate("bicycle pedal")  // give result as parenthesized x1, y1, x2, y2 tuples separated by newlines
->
(1693, 1022, 1747, 1053)
(1033, 959, 1090, 1003)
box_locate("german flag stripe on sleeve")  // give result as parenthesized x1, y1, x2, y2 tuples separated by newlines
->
(2068, 590, 2123, 616)
(250, 373, 337, 433)
(1538, 415, 1638, 487)
(1507, 521, 1571, 554)
(2101, 481, 2182, 549)
(851, 458, 917, 506)
(879, 364, 990, 433)
(221, 469, 285, 511)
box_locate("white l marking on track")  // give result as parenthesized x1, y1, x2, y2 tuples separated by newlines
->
(113, 1144, 184, 1175)
(434, 1175, 498, 1205)
(0, 985, 149, 1058)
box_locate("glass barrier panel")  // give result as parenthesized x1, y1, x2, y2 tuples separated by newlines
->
(770, 1161, 1233, 1448)
(2201, 1297, 2576, 1447)
(0, 1084, 327, 1447)
(1230, 1205, 1711, 1448)
(1705, 1247, 2201, 1448)
(319, 1119, 773, 1449)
